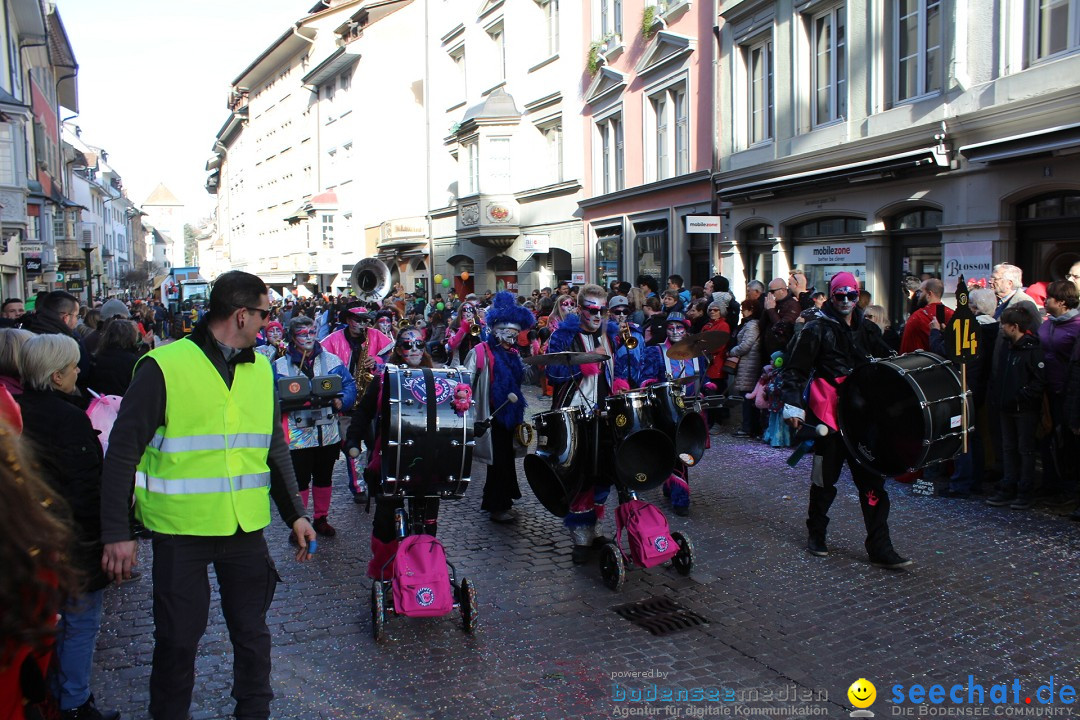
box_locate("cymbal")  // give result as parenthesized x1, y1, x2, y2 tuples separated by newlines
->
(522, 351, 612, 367)
(670, 375, 700, 386)
(666, 330, 730, 360)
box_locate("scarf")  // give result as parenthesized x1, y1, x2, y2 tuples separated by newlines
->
(489, 339, 525, 429)
(287, 341, 322, 378)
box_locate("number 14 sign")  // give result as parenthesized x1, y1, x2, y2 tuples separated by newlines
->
(946, 274, 980, 365)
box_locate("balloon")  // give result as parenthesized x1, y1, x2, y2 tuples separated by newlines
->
(434, 274, 443, 283)
(461, 271, 470, 281)
(436, 302, 445, 310)
(442, 278, 451, 287)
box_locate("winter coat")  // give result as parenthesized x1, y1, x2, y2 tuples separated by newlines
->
(17, 388, 108, 592)
(1037, 309, 1080, 393)
(702, 319, 730, 379)
(274, 346, 357, 449)
(729, 318, 762, 393)
(992, 332, 1045, 414)
(87, 347, 139, 397)
(321, 327, 393, 369)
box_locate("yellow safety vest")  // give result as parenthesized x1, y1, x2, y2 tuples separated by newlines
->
(134, 339, 275, 535)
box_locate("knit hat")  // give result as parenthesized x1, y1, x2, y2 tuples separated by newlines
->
(829, 272, 859, 293)
(99, 298, 130, 319)
(665, 312, 691, 328)
(265, 320, 283, 333)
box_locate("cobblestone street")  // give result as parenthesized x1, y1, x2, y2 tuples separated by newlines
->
(92, 387, 1080, 719)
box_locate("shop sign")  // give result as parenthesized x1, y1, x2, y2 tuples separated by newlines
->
(942, 241, 992, 295)
(822, 266, 864, 283)
(23, 256, 42, 273)
(379, 217, 426, 241)
(21, 243, 43, 254)
(571, 272, 586, 284)
(793, 242, 866, 266)
(685, 216, 722, 234)
(522, 235, 550, 253)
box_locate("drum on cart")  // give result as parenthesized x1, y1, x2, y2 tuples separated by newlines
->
(523, 406, 591, 516)
(379, 365, 475, 498)
(603, 390, 674, 491)
(646, 381, 708, 467)
(838, 350, 972, 476)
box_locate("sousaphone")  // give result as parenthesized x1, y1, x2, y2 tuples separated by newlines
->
(349, 257, 392, 303)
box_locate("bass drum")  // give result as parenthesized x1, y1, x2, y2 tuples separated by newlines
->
(523, 406, 589, 517)
(647, 382, 708, 467)
(379, 365, 475, 498)
(838, 350, 972, 476)
(604, 390, 674, 491)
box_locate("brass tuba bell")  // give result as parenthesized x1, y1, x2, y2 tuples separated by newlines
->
(348, 257, 391, 303)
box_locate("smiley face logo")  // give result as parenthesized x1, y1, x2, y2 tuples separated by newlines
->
(848, 678, 876, 709)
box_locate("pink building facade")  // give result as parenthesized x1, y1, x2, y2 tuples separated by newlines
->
(580, 1, 717, 289)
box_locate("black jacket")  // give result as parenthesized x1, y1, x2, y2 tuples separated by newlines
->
(87, 347, 138, 397)
(781, 304, 893, 412)
(17, 388, 109, 592)
(992, 332, 1045, 414)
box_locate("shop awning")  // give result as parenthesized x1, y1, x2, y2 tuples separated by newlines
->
(717, 147, 949, 203)
(152, 274, 170, 290)
(958, 122, 1080, 164)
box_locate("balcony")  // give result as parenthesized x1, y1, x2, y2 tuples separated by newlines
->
(456, 195, 520, 250)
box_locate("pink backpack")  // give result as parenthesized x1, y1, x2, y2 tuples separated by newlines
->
(392, 535, 453, 617)
(615, 499, 679, 568)
(86, 393, 124, 454)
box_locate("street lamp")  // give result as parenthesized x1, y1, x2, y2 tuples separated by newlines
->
(79, 238, 94, 306)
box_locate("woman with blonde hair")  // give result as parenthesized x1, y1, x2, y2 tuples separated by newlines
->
(0, 327, 34, 395)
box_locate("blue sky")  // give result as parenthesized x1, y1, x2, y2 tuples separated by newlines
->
(57, 0, 306, 223)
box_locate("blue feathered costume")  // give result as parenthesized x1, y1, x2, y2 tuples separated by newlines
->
(464, 292, 535, 521)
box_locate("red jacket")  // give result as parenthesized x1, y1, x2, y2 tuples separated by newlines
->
(901, 302, 953, 354)
(702, 319, 730, 379)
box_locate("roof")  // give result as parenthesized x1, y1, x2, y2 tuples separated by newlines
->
(461, 87, 521, 124)
(231, 25, 317, 89)
(143, 183, 183, 207)
(46, 8, 78, 112)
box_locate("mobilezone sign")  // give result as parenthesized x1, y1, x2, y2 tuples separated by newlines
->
(793, 242, 867, 265)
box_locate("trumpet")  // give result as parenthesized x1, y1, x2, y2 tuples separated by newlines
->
(620, 325, 638, 349)
(469, 323, 482, 337)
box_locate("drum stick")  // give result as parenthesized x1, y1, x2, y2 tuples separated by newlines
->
(476, 393, 519, 435)
(961, 364, 969, 455)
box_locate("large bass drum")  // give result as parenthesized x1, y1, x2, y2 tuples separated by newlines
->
(379, 365, 475, 498)
(838, 350, 972, 476)
(647, 381, 708, 467)
(603, 390, 674, 491)
(523, 407, 589, 517)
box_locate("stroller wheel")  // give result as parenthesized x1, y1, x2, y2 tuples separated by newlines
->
(670, 531, 695, 576)
(460, 578, 478, 634)
(599, 543, 626, 591)
(371, 580, 386, 641)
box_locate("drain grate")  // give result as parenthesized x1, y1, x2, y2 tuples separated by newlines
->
(612, 596, 710, 636)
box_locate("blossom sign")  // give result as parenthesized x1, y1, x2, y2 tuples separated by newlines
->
(942, 242, 992, 295)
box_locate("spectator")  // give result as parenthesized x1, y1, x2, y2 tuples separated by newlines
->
(901, 278, 953, 353)
(661, 289, 684, 314)
(863, 304, 899, 353)
(730, 299, 763, 438)
(703, 295, 734, 433)
(1036, 280, 1080, 503)
(87, 319, 142, 397)
(641, 296, 666, 345)
(25, 291, 92, 385)
(763, 277, 801, 355)
(686, 298, 710, 334)
(636, 274, 658, 298)
(0, 327, 33, 396)
(0, 297, 25, 327)
(986, 305, 1045, 510)
(788, 270, 814, 310)
(16, 334, 118, 720)
(626, 286, 647, 326)
(668, 274, 691, 307)
(745, 280, 766, 318)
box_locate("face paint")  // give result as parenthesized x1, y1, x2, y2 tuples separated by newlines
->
(267, 328, 283, 344)
(559, 298, 576, 314)
(666, 324, 687, 343)
(347, 315, 371, 336)
(293, 327, 316, 350)
(579, 298, 606, 332)
(397, 330, 425, 366)
(831, 286, 858, 317)
(377, 318, 393, 334)
(493, 324, 520, 346)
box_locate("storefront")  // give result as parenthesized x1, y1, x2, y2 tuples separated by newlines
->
(789, 218, 867, 294)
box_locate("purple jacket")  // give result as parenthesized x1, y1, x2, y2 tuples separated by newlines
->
(1037, 309, 1080, 392)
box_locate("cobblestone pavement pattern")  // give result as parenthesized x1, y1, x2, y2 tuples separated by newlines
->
(92, 385, 1080, 719)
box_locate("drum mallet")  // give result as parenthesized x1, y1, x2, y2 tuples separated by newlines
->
(474, 393, 518, 438)
(785, 423, 828, 467)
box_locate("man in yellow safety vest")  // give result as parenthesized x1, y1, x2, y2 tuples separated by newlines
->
(100, 270, 315, 720)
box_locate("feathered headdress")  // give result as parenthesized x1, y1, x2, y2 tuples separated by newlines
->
(484, 291, 535, 330)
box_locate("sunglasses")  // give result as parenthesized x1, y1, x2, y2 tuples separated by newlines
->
(240, 306, 270, 320)
(832, 291, 859, 302)
(397, 340, 425, 350)
(609, 308, 629, 316)
(708, 308, 721, 313)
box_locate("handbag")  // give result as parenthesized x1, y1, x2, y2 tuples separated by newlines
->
(723, 355, 740, 373)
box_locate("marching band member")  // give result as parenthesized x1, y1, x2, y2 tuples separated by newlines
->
(345, 327, 440, 579)
(447, 300, 487, 366)
(375, 309, 397, 344)
(255, 320, 287, 361)
(609, 295, 647, 389)
(322, 305, 391, 502)
(464, 291, 534, 524)
(546, 284, 620, 563)
(641, 312, 711, 516)
(780, 272, 910, 569)
(274, 317, 357, 538)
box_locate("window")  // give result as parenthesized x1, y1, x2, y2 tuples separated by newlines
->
(487, 136, 512, 193)
(647, 82, 689, 181)
(893, 0, 942, 103)
(811, 5, 847, 125)
(600, 0, 623, 38)
(596, 113, 624, 194)
(0, 124, 16, 186)
(745, 37, 774, 144)
(540, 121, 564, 184)
(53, 213, 65, 243)
(1028, 0, 1079, 63)
(634, 221, 668, 282)
(595, 225, 622, 288)
(464, 139, 479, 195)
(1018, 192, 1080, 219)
(542, 0, 560, 55)
(322, 214, 334, 249)
(449, 45, 466, 99)
(488, 22, 506, 82)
